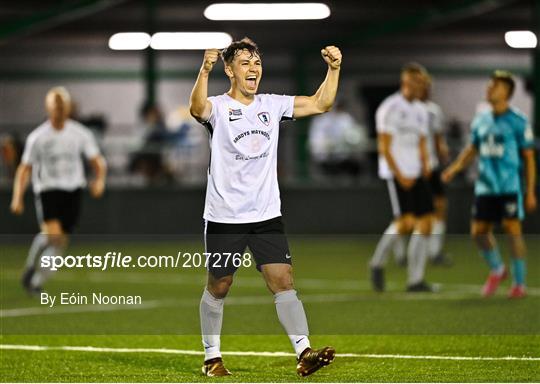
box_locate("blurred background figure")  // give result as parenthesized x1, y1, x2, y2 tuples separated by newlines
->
(129, 102, 174, 185)
(308, 100, 369, 183)
(393, 72, 451, 266)
(10, 86, 107, 295)
(0, 133, 23, 181)
(442, 70, 537, 299)
(165, 105, 210, 185)
(369, 63, 435, 293)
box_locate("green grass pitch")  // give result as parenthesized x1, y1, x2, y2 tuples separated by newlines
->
(1, 235, 539, 382)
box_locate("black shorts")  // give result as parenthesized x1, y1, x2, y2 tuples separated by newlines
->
(472, 194, 523, 222)
(429, 168, 445, 197)
(35, 189, 82, 233)
(386, 178, 434, 218)
(204, 216, 291, 279)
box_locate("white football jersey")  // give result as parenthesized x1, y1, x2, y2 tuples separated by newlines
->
(424, 100, 444, 169)
(376, 92, 429, 179)
(21, 119, 100, 194)
(202, 93, 294, 223)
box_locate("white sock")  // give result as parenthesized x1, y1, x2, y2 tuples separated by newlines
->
(200, 288, 224, 361)
(407, 231, 428, 285)
(393, 235, 407, 264)
(428, 220, 446, 259)
(30, 243, 62, 288)
(370, 223, 399, 268)
(274, 290, 310, 358)
(26, 234, 48, 269)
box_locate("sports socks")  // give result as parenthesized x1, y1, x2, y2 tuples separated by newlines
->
(393, 234, 407, 264)
(274, 289, 310, 358)
(407, 230, 428, 285)
(25, 233, 48, 269)
(30, 242, 64, 288)
(370, 222, 400, 268)
(200, 288, 224, 361)
(510, 258, 526, 286)
(480, 248, 504, 274)
(428, 220, 446, 259)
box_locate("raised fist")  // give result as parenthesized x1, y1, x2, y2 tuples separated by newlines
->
(321, 46, 342, 70)
(202, 49, 220, 73)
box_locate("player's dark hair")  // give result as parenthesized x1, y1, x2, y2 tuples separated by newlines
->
(492, 70, 515, 98)
(401, 62, 428, 76)
(221, 37, 261, 65)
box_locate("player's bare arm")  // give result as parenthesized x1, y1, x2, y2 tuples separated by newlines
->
(89, 155, 107, 199)
(441, 144, 477, 183)
(379, 133, 415, 189)
(523, 148, 537, 213)
(419, 136, 431, 179)
(435, 133, 450, 165)
(189, 49, 220, 122)
(10, 163, 32, 215)
(293, 46, 341, 118)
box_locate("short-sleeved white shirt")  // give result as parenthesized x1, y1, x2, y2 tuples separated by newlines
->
(201, 93, 294, 223)
(21, 119, 100, 194)
(424, 100, 444, 169)
(376, 92, 429, 179)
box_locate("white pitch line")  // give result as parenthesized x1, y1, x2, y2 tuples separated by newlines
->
(1, 344, 539, 362)
(0, 299, 180, 318)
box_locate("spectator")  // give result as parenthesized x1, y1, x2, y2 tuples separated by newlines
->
(129, 102, 173, 185)
(308, 100, 369, 181)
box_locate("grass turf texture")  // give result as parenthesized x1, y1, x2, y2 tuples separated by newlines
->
(1, 236, 539, 382)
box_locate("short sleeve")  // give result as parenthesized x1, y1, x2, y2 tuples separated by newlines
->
(273, 94, 294, 121)
(21, 133, 38, 165)
(375, 101, 396, 134)
(431, 104, 444, 134)
(517, 119, 534, 150)
(470, 116, 481, 149)
(206, 96, 220, 129)
(81, 129, 100, 159)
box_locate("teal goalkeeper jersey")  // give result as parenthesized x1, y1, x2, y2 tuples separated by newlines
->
(470, 107, 534, 196)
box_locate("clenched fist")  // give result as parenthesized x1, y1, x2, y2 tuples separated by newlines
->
(321, 46, 342, 70)
(201, 49, 220, 73)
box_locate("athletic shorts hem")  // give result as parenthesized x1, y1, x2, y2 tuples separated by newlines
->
(386, 178, 434, 218)
(472, 194, 524, 222)
(35, 188, 82, 233)
(204, 216, 291, 277)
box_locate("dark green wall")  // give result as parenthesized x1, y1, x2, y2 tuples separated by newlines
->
(3, 185, 539, 235)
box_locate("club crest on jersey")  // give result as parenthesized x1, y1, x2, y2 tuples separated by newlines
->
(258, 112, 270, 126)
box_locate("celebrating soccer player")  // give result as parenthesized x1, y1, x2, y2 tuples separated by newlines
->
(10, 87, 107, 295)
(189, 38, 341, 377)
(442, 71, 536, 298)
(369, 63, 435, 292)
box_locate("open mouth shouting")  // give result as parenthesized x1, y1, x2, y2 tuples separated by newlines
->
(246, 74, 258, 90)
